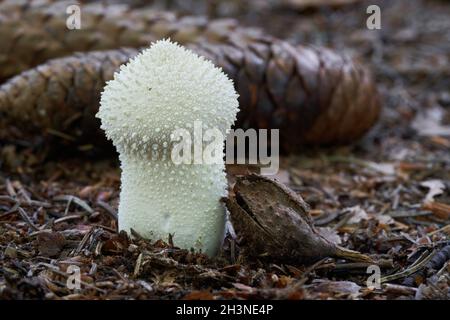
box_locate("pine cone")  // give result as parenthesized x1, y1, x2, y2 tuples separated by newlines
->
(0, 0, 381, 151)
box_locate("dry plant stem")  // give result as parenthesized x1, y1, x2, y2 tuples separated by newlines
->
(381, 249, 437, 283)
(402, 245, 450, 286)
(0, 43, 380, 149)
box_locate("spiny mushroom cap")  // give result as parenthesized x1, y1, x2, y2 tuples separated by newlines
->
(97, 39, 239, 155)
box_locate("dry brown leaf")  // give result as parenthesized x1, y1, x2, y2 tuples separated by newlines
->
(37, 231, 66, 257)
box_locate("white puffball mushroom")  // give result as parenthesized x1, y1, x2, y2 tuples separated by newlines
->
(96, 39, 239, 256)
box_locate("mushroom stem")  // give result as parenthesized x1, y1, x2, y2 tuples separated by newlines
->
(119, 154, 227, 256)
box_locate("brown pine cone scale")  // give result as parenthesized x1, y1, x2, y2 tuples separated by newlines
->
(0, 1, 381, 152)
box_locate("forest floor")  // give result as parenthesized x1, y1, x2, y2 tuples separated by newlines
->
(0, 0, 449, 299)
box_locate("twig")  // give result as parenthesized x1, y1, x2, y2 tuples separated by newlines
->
(297, 258, 329, 286)
(0, 202, 19, 219)
(90, 224, 117, 233)
(333, 210, 355, 230)
(71, 228, 95, 257)
(54, 214, 84, 224)
(333, 259, 394, 271)
(53, 195, 94, 215)
(381, 250, 436, 283)
(0, 195, 51, 208)
(388, 210, 432, 218)
(17, 207, 40, 231)
(5, 179, 16, 197)
(96, 200, 118, 221)
(382, 283, 417, 296)
(427, 224, 450, 236)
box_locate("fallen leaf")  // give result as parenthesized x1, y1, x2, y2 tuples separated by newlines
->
(37, 231, 66, 257)
(346, 206, 369, 224)
(412, 107, 450, 137)
(366, 162, 396, 176)
(373, 214, 395, 225)
(317, 227, 342, 245)
(420, 180, 445, 203)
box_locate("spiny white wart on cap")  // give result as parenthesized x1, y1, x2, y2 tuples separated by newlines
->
(96, 39, 239, 256)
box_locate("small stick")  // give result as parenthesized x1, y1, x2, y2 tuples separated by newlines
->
(96, 200, 118, 221)
(381, 250, 436, 283)
(53, 195, 94, 215)
(17, 207, 40, 231)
